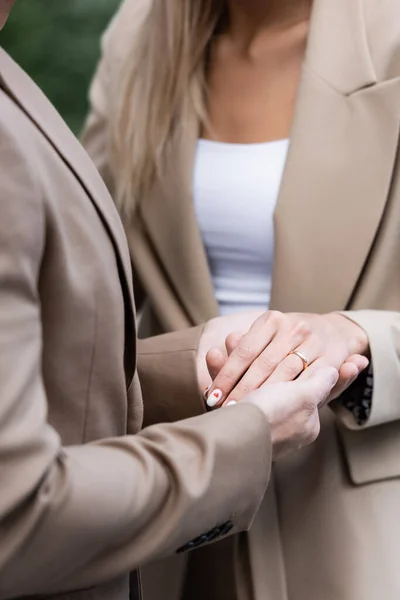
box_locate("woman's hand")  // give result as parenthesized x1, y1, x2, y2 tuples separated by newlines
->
(196, 310, 264, 393)
(204, 311, 369, 408)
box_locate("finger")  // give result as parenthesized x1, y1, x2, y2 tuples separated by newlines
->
(206, 312, 282, 408)
(205, 334, 244, 403)
(339, 361, 359, 381)
(205, 333, 247, 383)
(298, 366, 339, 407)
(327, 374, 358, 403)
(345, 354, 369, 373)
(225, 331, 243, 356)
(298, 357, 334, 380)
(325, 354, 369, 403)
(222, 321, 313, 404)
(205, 348, 227, 381)
(259, 364, 339, 413)
(326, 356, 368, 402)
(265, 339, 321, 384)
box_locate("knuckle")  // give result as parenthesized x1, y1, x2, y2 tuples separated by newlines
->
(235, 344, 254, 362)
(215, 368, 236, 388)
(301, 394, 318, 414)
(252, 312, 271, 329)
(312, 337, 324, 356)
(306, 420, 320, 445)
(297, 414, 320, 447)
(259, 311, 272, 325)
(292, 319, 312, 339)
(226, 332, 242, 351)
(268, 311, 284, 327)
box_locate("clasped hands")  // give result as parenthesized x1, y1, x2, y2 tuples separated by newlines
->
(198, 310, 369, 460)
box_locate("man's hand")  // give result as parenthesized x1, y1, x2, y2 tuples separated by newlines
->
(239, 362, 339, 461)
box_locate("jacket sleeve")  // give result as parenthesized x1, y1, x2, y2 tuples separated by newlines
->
(331, 310, 400, 429)
(137, 328, 209, 427)
(0, 103, 272, 599)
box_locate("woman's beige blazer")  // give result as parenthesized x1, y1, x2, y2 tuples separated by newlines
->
(84, 0, 400, 598)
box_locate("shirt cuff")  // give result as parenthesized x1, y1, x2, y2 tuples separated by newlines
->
(337, 362, 374, 426)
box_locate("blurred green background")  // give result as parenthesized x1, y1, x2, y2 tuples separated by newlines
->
(0, 0, 121, 133)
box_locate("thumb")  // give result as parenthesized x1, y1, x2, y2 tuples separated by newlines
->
(299, 365, 339, 402)
(206, 348, 227, 380)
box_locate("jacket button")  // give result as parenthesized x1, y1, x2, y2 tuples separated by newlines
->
(176, 535, 206, 554)
(176, 541, 194, 554)
(220, 521, 233, 536)
(176, 520, 234, 554)
(206, 527, 222, 543)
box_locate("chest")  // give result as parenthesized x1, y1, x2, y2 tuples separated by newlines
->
(193, 138, 288, 253)
(204, 25, 307, 143)
(193, 138, 289, 314)
(33, 131, 132, 444)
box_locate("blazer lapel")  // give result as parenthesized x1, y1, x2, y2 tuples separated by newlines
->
(0, 48, 135, 314)
(140, 114, 219, 325)
(270, 0, 400, 313)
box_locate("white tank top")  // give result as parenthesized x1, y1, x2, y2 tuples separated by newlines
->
(193, 138, 289, 316)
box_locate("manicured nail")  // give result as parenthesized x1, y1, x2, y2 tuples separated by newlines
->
(202, 385, 211, 402)
(206, 389, 223, 408)
(226, 401, 237, 407)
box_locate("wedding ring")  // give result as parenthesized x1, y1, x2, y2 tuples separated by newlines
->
(288, 350, 309, 372)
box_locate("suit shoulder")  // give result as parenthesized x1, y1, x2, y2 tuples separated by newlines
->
(0, 87, 39, 158)
(364, 0, 400, 81)
(0, 89, 44, 245)
(101, 0, 152, 65)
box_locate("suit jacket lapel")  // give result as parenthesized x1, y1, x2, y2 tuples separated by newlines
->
(270, 0, 400, 313)
(0, 48, 135, 315)
(141, 114, 219, 325)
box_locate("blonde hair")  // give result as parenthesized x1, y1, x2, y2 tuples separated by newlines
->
(111, 0, 225, 219)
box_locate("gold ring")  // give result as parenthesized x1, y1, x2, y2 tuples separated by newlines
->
(288, 350, 309, 372)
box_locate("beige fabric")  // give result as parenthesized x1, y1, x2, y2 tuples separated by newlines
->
(83, 0, 400, 598)
(0, 48, 273, 600)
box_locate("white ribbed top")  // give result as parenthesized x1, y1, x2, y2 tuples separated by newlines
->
(193, 138, 289, 316)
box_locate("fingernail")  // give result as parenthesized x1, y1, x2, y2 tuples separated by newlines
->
(206, 389, 223, 408)
(202, 385, 211, 402)
(226, 401, 237, 407)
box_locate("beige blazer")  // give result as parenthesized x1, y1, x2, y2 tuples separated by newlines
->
(0, 48, 273, 600)
(84, 0, 400, 599)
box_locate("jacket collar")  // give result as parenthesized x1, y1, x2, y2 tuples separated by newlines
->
(270, 0, 400, 313)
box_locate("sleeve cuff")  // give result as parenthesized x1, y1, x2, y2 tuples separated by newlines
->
(334, 361, 373, 427)
(331, 310, 400, 429)
(137, 326, 206, 427)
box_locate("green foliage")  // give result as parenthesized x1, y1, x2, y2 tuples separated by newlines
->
(0, 0, 121, 133)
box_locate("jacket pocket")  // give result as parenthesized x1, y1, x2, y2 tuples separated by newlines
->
(338, 419, 400, 485)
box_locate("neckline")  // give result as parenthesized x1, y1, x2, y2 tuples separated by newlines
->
(198, 138, 290, 151)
